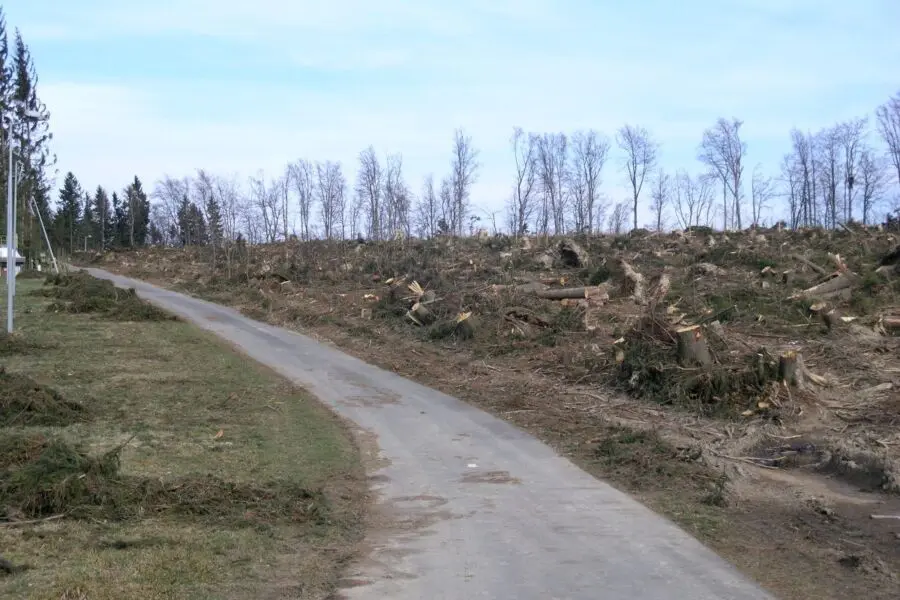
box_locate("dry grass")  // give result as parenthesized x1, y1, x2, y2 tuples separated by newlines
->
(0, 277, 366, 600)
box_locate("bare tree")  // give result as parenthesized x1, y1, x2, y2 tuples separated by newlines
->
(315, 161, 345, 239)
(698, 117, 746, 230)
(509, 127, 538, 236)
(782, 129, 819, 228)
(817, 126, 842, 229)
(536, 132, 569, 234)
(673, 171, 712, 229)
(616, 125, 658, 232)
(449, 129, 479, 236)
(356, 146, 383, 240)
(875, 91, 900, 187)
(838, 117, 867, 222)
(570, 129, 610, 233)
(288, 159, 314, 240)
(383, 153, 411, 238)
(152, 176, 190, 237)
(416, 174, 439, 238)
(248, 173, 283, 243)
(750, 165, 775, 226)
(649, 169, 670, 232)
(607, 201, 629, 235)
(858, 148, 887, 225)
(438, 176, 453, 234)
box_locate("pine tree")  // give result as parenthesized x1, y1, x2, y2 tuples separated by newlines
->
(55, 172, 82, 254)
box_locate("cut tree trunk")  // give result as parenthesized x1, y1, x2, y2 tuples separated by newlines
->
(676, 325, 712, 368)
(790, 271, 859, 301)
(881, 316, 900, 334)
(455, 312, 477, 339)
(778, 351, 803, 388)
(407, 302, 435, 326)
(533, 285, 609, 300)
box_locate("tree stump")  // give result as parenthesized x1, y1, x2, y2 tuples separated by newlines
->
(455, 312, 476, 339)
(778, 350, 803, 388)
(676, 325, 712, 367)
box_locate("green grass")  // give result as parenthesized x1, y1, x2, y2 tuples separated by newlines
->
(0, 278, 366, 600)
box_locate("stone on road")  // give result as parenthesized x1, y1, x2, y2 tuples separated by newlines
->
(87, 268, 774, 600)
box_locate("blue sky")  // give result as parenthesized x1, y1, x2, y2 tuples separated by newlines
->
(8, 0, 900, 228)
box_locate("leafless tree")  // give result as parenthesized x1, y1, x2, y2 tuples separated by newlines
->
(698, 117, 746, 230)
(248, 173, 283, 243)
(288, 159, 314, 240)
(356, 146, 383, 240)
(673, 171, 712, 229)
(509, 127, 538, 236)
(315, 161, 345, 239)
(569, 129, 610, 233)
(649, 169, 670, 232)
(416, 174, 439, 238)
(875, 91, 900, 187)
(607, 201, 629, 235)
(858, 148, 887, 225)
(838, 117, 867, 222)
(383, 153, 411, 238)
(750, 165, 775, 226)
(449, 129, 479, 236)
(817, 126, 842, 229)
(214, 173, 243, 243)
(782, 129, 819, 228)
(616, 124, 658, 232)
(152, 176, 189, 232)
(536, 132, 569, 234)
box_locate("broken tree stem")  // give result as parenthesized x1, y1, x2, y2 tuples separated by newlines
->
(676, 325, 712, 368)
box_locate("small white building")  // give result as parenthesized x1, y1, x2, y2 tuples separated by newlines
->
(0, 247, 25, 276)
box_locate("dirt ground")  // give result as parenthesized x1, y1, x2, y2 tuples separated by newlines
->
(84, 225, 900, 599)
(0, 276, 367, 599)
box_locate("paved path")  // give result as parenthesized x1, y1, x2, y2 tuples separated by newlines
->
(88, 268, 774, 600)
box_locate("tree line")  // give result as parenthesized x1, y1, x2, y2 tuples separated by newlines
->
(7, 0, 900, 257)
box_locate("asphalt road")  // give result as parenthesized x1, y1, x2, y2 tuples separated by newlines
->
(87, 268, 774, 600)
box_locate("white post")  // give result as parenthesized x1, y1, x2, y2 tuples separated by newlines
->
(6, 134, 14, 333)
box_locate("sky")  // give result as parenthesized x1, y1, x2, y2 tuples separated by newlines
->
(7, 0, 900, 230)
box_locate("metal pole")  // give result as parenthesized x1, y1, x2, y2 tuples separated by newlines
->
(6, 132, 15, 333)
(31, 196, 58, 274)
(11, 161, 18, 296)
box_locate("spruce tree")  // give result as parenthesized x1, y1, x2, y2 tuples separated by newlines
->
(95, 186, 113, 249)
(55, 172, 82, 254)
(124, 176, 149, 246)
(111, 191, 128, 247)
(11, 29, 53, 262)
(206, 195, 224, 247)
(81, 191, 96, 249)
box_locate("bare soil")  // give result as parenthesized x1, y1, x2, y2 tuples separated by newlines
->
(84, 225, 900, 599)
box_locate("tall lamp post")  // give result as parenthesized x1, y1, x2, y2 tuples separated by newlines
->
(5, 103, 47, 333)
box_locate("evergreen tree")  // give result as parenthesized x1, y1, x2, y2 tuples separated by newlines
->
(95, 186, 113, 249)
(0, 10, 12, 234)
(124, 176, 149, 246)
(206, 195, 224, 247)
(112, 191, 128, 247)
(11, 29, 53, 262)
(176, 195, 207, 246)
(81, 191, 96, 249)
(54, 172, 82, 253)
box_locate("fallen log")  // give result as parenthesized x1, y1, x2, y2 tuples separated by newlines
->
(791, 254, 828, 276)
(676, 325, 712, 368)
(533, 285, 609, 300)
(790, 271, 859, 301)
(880, 315, 900, 335)
(621, 260, 646, 305)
